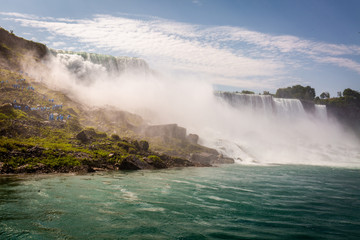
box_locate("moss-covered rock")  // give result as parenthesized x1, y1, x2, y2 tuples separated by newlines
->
(118, 155, 153, 170)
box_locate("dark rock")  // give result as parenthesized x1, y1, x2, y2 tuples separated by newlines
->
(145, 155, 167, 169)
(27, 146, 44, 157)
(128, 147, 137, 154)
(190, 152, 234, 165)
(300, 100, 315, 113)
(139, 140, 149, 151)
(76, 131, 89, 143)
(0, 103, 13, 113)
(76, 165, 95, 173)
(327, 104, 360, 136)
(0, 27, 48, 63)
(76, 129, 107, 143)
(118, 142, 130, 151)
(118, 155, 153, 170)
(132, 140, 140, 150)
(190, 152, 217, 165)
(186, 134, 199, 144)
(212, 154, 235, 164)
(111, 134, 120, 141)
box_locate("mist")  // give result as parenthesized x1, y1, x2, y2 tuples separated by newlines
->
(24, 51, 360, 168)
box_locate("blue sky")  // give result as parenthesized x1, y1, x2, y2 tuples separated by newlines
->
(0, 0, 359, 96)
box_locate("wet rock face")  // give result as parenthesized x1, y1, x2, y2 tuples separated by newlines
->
(186, 134, 199, 144)
(139, 140, 149, 151)
(190, 152, 218, 165)
(190, 152, 235, 165)
(144, 124, 186, 141)
(118, 155, 153, 170)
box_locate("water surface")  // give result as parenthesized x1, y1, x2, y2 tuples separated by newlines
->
(1, 165, 359, 239)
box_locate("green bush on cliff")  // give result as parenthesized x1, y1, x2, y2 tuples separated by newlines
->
(241, 90, 255, 94)
(148, 155, 162, 162)
(275, 85, 315, 100)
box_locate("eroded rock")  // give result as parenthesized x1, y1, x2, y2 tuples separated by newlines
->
(118, 155, 153, 170)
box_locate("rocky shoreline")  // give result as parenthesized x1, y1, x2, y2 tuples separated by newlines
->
(0, 128, 231, 175)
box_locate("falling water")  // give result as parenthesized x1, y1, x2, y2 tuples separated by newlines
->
(314, 104, 327, 120)
(207, 92, 360, 167)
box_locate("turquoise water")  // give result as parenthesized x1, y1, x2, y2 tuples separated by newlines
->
(1, 165, 360, 239)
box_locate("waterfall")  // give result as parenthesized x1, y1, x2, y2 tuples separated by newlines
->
(273, 98, 306, 117)
(314, 104, 327, 120)
(216, 92, 307, 118)
(215, 92, 275, 115)
(50, 49, 150, 77)
(205, 92, 360, 167)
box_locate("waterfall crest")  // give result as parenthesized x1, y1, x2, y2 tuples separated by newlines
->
(50, 49, 150, 78)
(215, 92, 308, 118)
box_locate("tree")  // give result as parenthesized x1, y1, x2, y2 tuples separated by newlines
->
(320, 92, 330, 99)
(241, 90, 255, 94)
(343, 88, 360, 99)
(304, 86, 316, 100)
(343, 88, 360, 105)
(275, 85, 315, 100)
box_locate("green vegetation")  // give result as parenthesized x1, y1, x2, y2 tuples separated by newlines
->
(241, 90, 255, 94)
(225, 85, 360, 137)
(275, 85, 316, 100)
(148, 155, 162, 162)
(320, 92, 330, 99)
(316, 88, 360, 106)
(0, 65, 190, 173)
(235, 90, 255, 94)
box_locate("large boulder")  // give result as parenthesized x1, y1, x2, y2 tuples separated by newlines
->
(76, 128, 107, 143)
(139, 140, 149, 151)
(186, 134, 199, 144)
(213, 155, 235, 164)
(118, 155, 153, 170)
(144, 155, 167, 169)
(190, 152, 218, 165)
(76, 131, 89, 143)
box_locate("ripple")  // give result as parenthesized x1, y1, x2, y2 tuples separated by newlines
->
(1, 165, 359, 239)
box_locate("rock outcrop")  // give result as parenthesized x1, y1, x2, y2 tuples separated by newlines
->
(190, 152, 234, 165)
(186, 134, 199, 144)
(76, 128, 107, 143)
(144, 124, 186, 141)
(118, 155, 153, 170)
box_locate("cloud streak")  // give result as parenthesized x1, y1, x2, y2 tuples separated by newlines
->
(1, 12, 360, 90)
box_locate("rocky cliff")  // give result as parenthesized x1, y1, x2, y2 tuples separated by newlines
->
(0, 28, 233, 174)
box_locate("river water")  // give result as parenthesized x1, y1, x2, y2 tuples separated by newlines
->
(1, 164, 360, 239)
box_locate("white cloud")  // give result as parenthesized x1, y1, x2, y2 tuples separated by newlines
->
(51, 41, 66, 47)
(192, 0, 202, 6)
(1, 12, 360, 90)
(9, 15, 283, 79)
(313, 56, 360, 74)
(0, 12, 39, 19)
